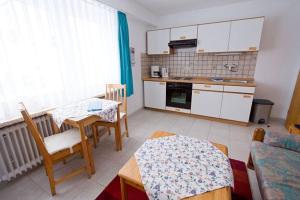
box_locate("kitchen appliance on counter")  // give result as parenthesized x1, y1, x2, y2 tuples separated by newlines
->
(166, 82, 192, 112)
(161, 67, 169, 78)
(151, 65, 160, 78)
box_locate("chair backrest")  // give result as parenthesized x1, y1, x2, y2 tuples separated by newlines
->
(20, 103, 50, 159)
(105, 84, 127, 114)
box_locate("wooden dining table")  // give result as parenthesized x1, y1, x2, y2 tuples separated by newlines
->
(48, 98, 123, 177)
(118, 131, 231, 200)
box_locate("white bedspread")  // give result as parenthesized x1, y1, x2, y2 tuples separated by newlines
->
(134, 135, 233, 200)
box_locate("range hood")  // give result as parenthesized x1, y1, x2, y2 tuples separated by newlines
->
(168, 39, 197, 49)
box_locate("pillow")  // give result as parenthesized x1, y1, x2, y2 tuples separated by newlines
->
(263, 131, 300, 153)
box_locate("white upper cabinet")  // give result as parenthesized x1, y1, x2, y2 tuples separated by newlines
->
(170, 26, 197, 41)
(147, 29, 170, 55)
(196, 22, 231, 53)
(228, 17, 264, 52)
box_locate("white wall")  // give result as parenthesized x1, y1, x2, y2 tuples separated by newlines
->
(127, 17, 153, 115)
(99, 0, 157, 25)
(156, 0, 300, 119)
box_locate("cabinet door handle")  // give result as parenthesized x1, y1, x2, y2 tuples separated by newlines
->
(180, 36, 186, 39)
(163, 50, 169, 54)
(248, 47, 257, 51)
(204, 85, 211, 88)
(193, 90, 200, 94)
(243, 95, 252, 98)
(159, 82, 165, 85)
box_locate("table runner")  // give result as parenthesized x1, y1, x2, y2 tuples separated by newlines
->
(134, 135, 233, 200)
(49, 98, 118, 127)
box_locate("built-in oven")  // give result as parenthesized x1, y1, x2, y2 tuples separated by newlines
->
(166, 82, 192, 110)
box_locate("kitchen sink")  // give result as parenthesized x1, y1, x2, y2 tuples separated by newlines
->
(226, 79, 248, 83)
(172, 77, 193, 80)
(210, 77, 248, 84)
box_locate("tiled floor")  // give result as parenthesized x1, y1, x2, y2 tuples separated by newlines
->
(0, 109, 288, 200)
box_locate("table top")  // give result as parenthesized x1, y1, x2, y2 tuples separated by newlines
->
(118, 131, 231, 200)
(48, 98, 120, 127)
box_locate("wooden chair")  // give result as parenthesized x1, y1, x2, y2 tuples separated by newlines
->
(92, 84, 129, 149)
(20, 103, 94, 196)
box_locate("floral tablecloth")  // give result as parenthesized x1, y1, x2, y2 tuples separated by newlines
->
(134, 135, 233, 200)
(49, 98, 118, 127)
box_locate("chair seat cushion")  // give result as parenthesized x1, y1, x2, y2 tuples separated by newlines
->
(44, 129, 84, 155)
(251, 141, 300, 199)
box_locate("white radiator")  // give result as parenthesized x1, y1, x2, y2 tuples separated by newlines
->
(0, 115, 92, 182)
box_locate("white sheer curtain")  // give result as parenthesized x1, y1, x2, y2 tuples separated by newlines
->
(0, 0, 120, 122)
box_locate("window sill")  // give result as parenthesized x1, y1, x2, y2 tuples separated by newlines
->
(0, 93, 105, 129)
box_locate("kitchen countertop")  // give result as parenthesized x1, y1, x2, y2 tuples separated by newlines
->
(142, 77, 256, 87)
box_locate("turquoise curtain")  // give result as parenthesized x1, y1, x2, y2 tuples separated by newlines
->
(118, 11, 133, 96)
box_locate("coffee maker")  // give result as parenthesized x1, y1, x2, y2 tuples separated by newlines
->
(151, 66, 160, 78)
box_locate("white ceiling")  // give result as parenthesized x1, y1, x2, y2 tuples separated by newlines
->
(134, 0, 254, 15)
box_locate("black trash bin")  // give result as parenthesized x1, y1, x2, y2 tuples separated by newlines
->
(250, 99, 274, 124)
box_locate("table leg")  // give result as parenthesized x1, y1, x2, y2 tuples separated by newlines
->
(115, 121, 122, 151)
(86, 139, 95, 174)
(115, 106, 122, 151)
(79, 124, 92, 177)
(120, 177, 127, 200)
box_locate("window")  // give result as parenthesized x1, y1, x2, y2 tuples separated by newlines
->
(0, 0, 120, 122)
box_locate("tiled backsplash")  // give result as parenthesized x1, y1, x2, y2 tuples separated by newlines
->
(141, 49, 258, 78)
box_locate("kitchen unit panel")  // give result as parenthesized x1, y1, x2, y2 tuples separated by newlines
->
(171, 26, 197, 41)
(191, 90, 223, 118)
(144, 81, 166, 109)
(228, 18, 264, 52)
(224, 86, 255, 93)
(147, 29, 170, 55)
(220, 93, 253, 122)
(197, 22, 231, 53)
(193, 84, 224, 91)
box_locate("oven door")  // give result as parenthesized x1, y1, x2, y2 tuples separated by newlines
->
(166, 82, 192, 109)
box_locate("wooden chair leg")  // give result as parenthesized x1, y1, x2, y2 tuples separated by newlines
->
(92, 124, 98, 148)
(107, 127, 111, 136)
(44, 165, 48, 176)
(45, 163, 56, 196)
(124, 116, 129, 137)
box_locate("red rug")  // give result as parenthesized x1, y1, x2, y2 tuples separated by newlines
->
(96, 159, 252, 200)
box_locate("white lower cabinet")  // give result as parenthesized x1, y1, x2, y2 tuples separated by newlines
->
(191, 90, 223, 118)
(144, 81, 166, 110)
(220, 93, 253, 122)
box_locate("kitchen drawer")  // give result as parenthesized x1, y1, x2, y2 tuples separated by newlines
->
(193, 84, 224, 91)
(224, 86, 255, 94)
(166, 106, 191, 114)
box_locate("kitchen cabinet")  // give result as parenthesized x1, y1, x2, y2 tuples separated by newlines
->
(228, 17, 264, 52)
(196, 22, 231, 53)
(144, 81, 166, 109)
(147, 29, 170, 55)
(171, 26, 197, 41)
(220, 93, 254, 122)
(191, 90, 223, 118)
